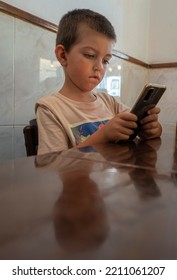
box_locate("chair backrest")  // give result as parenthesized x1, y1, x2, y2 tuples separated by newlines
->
(23, 119, 38, 156)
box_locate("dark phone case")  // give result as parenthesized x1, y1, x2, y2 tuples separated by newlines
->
(129, 84, 166, 140)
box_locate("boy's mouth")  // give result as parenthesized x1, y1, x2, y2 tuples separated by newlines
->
(89, 75, 100, 82)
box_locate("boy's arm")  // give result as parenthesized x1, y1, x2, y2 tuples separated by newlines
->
(36, 106, 69, 155)
(78, 111, 138, 148)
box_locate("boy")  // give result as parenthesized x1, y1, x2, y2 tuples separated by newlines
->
(35, 9, 162, 155)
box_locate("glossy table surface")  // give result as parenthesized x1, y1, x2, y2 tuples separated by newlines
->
(0, 123, 177, 260)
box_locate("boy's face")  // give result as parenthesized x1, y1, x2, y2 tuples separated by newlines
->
(63, 25, 114, 93)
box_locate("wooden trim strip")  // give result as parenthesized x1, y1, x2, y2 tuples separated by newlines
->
(112, 49, 149, 68)
(149, 62, 177, 69)
(1, 1, 177, 69)
(0, 1, 58, 32)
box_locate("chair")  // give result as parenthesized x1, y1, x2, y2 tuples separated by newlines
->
(23, 119, 38, 156)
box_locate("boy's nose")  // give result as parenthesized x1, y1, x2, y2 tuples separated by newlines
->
(94, 60, 104, 71)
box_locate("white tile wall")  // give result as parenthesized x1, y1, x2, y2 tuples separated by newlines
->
(0, 13, 14, 126)
(0, 127, 13, 161)
(14, 18, 63, 124)
(149, 68, 177, 125)
(0, 13, 64, 161)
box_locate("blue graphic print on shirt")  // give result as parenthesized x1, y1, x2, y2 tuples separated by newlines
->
(71, 119, 109, 144)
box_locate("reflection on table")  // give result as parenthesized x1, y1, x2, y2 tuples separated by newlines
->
(0, 123, 177, 259)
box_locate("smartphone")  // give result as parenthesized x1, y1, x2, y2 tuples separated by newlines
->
(129, 83, 166, 140)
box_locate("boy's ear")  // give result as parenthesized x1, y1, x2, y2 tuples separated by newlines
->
(55, 45, 67, 66)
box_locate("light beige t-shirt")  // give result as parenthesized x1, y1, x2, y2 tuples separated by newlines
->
(35, 91, 128, 155)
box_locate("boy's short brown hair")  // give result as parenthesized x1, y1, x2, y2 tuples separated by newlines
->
(56, 9, 116, 51)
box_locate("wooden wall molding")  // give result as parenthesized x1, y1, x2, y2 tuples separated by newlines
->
(1, 1, 176, 69)
(112, 49, 149, 68)
(0, 1, 58, 32)
(149, 62, 177, 69)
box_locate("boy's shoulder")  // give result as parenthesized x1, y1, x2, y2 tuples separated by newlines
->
(35, 92, 61, 112)
(37, 92, 59, 103)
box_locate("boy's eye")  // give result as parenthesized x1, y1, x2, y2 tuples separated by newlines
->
(84, 53, 95, 59)
(103, 59, 109, 65)
(83, 53, 110, 65)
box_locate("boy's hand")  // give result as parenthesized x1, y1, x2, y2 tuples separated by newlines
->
(137, 107, 162, 139)
(102, 111, 138, 142)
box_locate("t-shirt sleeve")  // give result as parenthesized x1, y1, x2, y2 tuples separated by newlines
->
(36, 105, 70, 155)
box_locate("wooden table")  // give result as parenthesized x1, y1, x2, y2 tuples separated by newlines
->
(0, 123, 177, 260)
